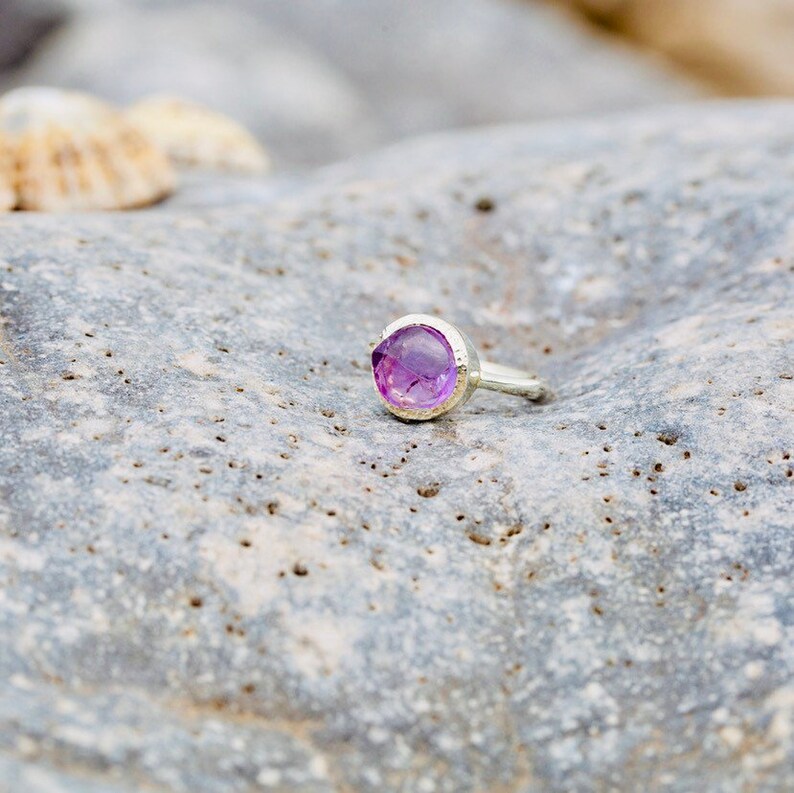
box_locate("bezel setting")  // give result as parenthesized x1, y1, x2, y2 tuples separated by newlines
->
(371, 314, 481, 421)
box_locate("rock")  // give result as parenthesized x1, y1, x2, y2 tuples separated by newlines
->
(0, 102, 792, 792)
(253, 0, 700, 139)
(4, 0, 700, 167)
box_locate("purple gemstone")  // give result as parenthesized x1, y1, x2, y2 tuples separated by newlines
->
(372, 324, 457, 410)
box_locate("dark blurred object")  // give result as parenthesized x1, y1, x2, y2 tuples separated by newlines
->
(0, 0, 66, 70)
(550, 0, 794, 95)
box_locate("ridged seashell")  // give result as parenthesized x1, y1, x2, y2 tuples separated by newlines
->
(125, 96, 270, 174)
(0, 135, 14, 211)
(0, 87, 176, 211)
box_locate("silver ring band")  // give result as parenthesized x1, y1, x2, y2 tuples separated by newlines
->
(476, 361, 550, 401)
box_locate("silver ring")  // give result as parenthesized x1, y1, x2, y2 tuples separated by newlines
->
(370, 314, 552, 421)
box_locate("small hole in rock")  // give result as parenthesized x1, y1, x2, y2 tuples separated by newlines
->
(417, 484, 440, 498)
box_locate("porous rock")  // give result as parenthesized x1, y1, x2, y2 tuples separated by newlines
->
(0, 103, 792, 792)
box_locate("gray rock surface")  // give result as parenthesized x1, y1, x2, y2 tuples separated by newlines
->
(3, 0, 701, 167)
(0, 102, 793, 792)
(251, 0, 698, 141)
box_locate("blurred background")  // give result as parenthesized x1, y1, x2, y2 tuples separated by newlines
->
(1, 0, 791, 170)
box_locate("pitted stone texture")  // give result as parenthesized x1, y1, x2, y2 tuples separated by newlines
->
(0, 103, 792, 792)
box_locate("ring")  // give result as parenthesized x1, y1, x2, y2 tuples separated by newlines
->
(370, 314, 552, 421)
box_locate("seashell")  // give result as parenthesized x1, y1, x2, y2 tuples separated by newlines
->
(0, 135, 14, 211)
(125, 96, 270, 175)
(0, 86, 176, 211)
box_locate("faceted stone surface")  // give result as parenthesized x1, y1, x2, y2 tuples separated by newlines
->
(0, 103, 792, 793)
(372, 324, 458, 410)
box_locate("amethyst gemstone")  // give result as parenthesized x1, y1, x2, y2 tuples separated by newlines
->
(372, 324, 458, 410)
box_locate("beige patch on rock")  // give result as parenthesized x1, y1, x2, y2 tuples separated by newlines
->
(287, 616, 360, 680)
(656, 314, 705, 350)
(198, 532, 282, 616)
(175, 351, 217, 378)
(573, 275, 615, 303)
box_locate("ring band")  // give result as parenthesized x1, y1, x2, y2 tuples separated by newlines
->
(370, 314, 551, 421)
(477, 361, 549, 400)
